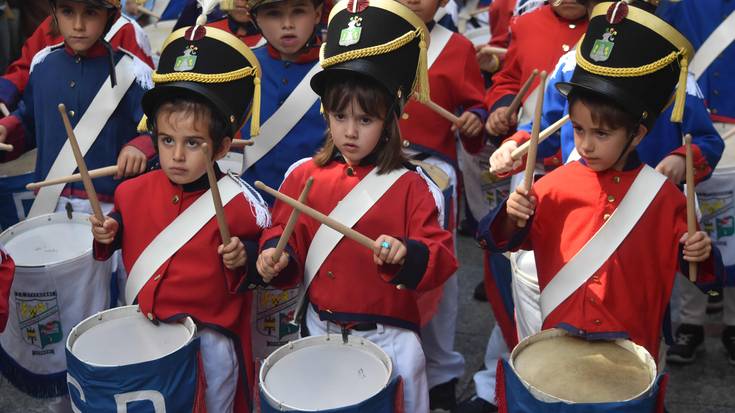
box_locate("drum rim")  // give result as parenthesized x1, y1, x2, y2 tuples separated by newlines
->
(259, 334, 393, 411)
(0, 212, 95, 268)
(509, 328, 657, 404)
(66, 305, 196, 367)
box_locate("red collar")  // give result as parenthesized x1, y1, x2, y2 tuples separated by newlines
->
(266, 37, 321, 63)
(63, 40, 109, 59)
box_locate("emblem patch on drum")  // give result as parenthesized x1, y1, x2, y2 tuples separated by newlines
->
(15, 291, 62, 351)
(253, 287, 301, 359)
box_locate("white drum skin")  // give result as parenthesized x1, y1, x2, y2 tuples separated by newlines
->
(260, 335, 393, 411)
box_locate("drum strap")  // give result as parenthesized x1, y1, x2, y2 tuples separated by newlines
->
(242, 62, 322, 172)
(428, 24, 453, 68)
(124, 174, 242, 304)
(27, 55, 138, 218)
(292, 167, 409, 324)
(690, 10, 735, 81)
(540, 165, 666, 320)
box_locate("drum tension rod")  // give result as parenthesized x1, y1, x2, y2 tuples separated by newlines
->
(66, 202, 73, 220)
(341, 326, 350, 344)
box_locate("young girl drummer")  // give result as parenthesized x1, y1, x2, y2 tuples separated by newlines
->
(256, 0, 457, 411)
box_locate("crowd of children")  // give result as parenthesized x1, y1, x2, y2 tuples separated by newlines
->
(0, 0, 732, 412)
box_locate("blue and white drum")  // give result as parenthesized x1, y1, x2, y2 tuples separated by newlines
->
(0, 149, 35, 231)
(260, 335, 397, 412)
(0, 212, 112, 397)
(66, 305, 202, 412)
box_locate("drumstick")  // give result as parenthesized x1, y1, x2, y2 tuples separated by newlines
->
(230, 139, 255, 148)
(202, 143, 231, 243)
(722, 127, 735, 141)
(26, 165, 118, 190)
(255, 180, 375, 250)
(273, 177, 314, 262)
(511, 114, 571, 160)
(469, 5, 491, 16)
(506, 70, 539, 123)
(58, 104, 105, 223)
(518, 71, 547, 228)
(138, 6, 162, 19)
(412, 96, 461, 124)
(684, 134, 697, 282)
(0, 103, 9, 117)
(482, 46, 508, 56)
(0, 143, 13, 152)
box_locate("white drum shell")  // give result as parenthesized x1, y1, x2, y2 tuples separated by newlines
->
(260, 335, 393, 411)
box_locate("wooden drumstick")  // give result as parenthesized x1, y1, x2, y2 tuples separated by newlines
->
(273, 177, 314, 262)
(684, 134, 697, 282)
(202, 143, 231, 243)
(413, 96, 461, 124)
(511, 114, 571, 160)
(506, 70, 539, 123)
(518, 71, 547, 228)
(0, 143, 13, 152)
(58, 104, 104, 223)
(0, 103, 9, 117)
(230, 139, 255, 148)
(469, 5, 491, 16)
(138, 6, 162, 19)
(721, 127, 735, 141)
(255, 181, 375, 250)
(481, 46, 508, 56)
(26, 165, 118, 190)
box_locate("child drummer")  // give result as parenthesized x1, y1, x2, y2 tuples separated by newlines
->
(256, 0, 458, 410)
(91, 21, 269, 413)
(478, 3, 722, 410)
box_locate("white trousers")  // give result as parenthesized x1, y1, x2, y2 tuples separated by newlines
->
(198, 328, 238, 413)
(305, 307, 430, 413)
(509, 250, 542, 340)
(472, 325, 510, 404)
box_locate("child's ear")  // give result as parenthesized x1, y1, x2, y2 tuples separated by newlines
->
(631, 124, 648, 147)
(214, 137, 232, 161)
(313, 3, 324, 24)
(439, 0, 449, 8)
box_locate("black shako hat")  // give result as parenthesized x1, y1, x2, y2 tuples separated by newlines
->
(142, 24, 261, 138)
(557, 1, 693, 128)
(310, 0, 431, 113)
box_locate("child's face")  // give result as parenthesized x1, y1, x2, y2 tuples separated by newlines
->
(228, 0, 252, 24)
(55, 0, 109, 56)
(328, 99, 385, 166)
(570, 100, 643, 172)
(396, 0, 446, 23)
(552, 0, 587, 21)
(156, 111, 231, 185)
(254, 0, 322, 61)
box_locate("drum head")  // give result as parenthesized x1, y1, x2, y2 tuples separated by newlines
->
(0, 212, 93, 267)
(511, 329, 656, 404)
(260, 335, 392, 411)
(67, 305, 196, 367)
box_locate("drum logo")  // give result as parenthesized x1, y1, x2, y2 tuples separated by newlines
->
(699, 191, 735, 240)
(255, 288, 300, 342)
(15, 291, 63, 350)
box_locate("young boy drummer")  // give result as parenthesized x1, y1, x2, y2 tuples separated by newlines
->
(478, 3, 722, 409)
(91, 22, 269, 413)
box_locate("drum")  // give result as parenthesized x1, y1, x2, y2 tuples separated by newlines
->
(65, 305, 202, 412)
(696, 163, 735, 276)
(500, 328, 663, 412)
(0, 212, 112, 397)
(0, 149, 36, 231)
(143, 19, 177, 66)
(217, 151, 244, 175)
(259, 335, 395, 412)
(252, 286, 301, 360)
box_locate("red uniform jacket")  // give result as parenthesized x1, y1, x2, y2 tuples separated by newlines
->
(480, 159, 721, 362)
(484, 5, 587, 112)
(261, 157, 458, 331)
(206, 17, 264, 48)
(94, 169, 266, 413)
(487, 0, 516, 69)
(0, 14, 153, 108)
(0, 248, 15, 333)
(399, 25, 487, 163)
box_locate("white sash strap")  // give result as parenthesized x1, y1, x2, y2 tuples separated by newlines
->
(28, 55, 138, 218)
(104, 16, 127, 42)
(428, 24, 453, 68)
(690, 10, 735, 81)
(242, 63, 322, 172)
(124, 174, 242, 304)
(540, 165, 667, 320)
(517, 85, 541, 126)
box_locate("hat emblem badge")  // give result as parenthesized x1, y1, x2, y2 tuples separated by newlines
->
(174, 45, 199, 72)
(590, 28, 617, 62)
(339, 16, 363, 47)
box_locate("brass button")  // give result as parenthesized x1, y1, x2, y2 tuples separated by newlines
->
(282, 78, 288, 85)
(593, 319, 602, 326)
(592, 275, 600, 281)
(478, 239, 488, 249)
(401, 113, 410, 120)
(613, 176, 621, 183)
(603, 213, 611, 221)
(607, 194, 615, 203)
(147, 312, 154, 321)
(327, 271, 335, 279)
(562, 44, 570, 52)
(75, 56, 81, 63)
(69, 80, 76, 88)
(154, 274, 161, 281)
(172, 195, 180, 204)
(69, 110, 76, 117)
(402, 140, 410, 148)
(569, 23, 576, 29)
(248, 283, 257, 289)
(396, 284, 406, 290)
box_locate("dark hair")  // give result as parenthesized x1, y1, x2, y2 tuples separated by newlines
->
(148, 96, 230, 155)
(313, 72, 406, 173)
(250, 0, 323, 16)
(568, 88, 640, 136)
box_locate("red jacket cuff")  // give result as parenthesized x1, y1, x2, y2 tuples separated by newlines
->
(668, 144, 711, 184)
(493, 131, 530, 178)
(125, 135, 156, 159)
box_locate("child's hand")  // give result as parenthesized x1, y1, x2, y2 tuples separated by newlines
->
(219, 237, 246, 270)
(373, 235, 407, 266)
(116, 146, 147, 179)
(90, 215, 119, 244)
(489, 140, 520, 175)
(655, 154, 685, 184)
(475, 44, 500, 73)
(0, 125, 7, 143)
(256, 248, 290, 283)
(681, 231, 712, 262)
(485, 106, 517, 136)
(507, 185, 536, 228)
(452, 111, 483, 138)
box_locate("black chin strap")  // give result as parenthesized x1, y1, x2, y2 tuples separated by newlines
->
(612, 131, 637, 167)
(101, 39, 117, 88)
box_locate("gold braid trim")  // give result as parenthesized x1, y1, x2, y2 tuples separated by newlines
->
(152, 66, 257, 84)
(321, 29, 421, 68)
(576, 46, 685, 78)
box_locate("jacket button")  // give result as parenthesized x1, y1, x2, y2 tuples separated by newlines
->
(402, 140, 410, 148)
(607, 194, 615, 203)
(69, 80, 76, 88)
(603, 213, 611, 221)
(147, 312, 154, 321)
(172, 195, 180, 204)
(562, 44, 570, 52)
(69, 110, 76, 117)
(613, 176, 621, 183)
(154, 274, 161, 281)
(282, 78, 288, 85)
(396, 284, 406, 290)
(593, 319, 602, 325)
(402, 113, 410, 120)
(327, 271, 335, 279)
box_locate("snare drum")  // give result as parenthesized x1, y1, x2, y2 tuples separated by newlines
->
(500, 329, 663, 412)
(0, 212, 112, 397)
(0, 149, 36, 231)
(65, 305, 203, 412)
(259, 335, 397, 412)
(252, 286, 301, 360)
